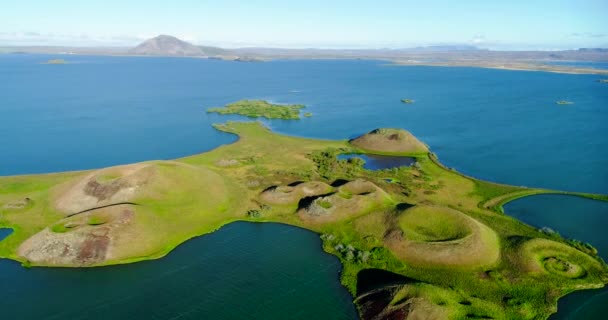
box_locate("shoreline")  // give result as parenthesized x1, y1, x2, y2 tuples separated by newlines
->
(3, 51, 608, 75)
(391, 60, 608, 75)
(1, 121, 607, 319)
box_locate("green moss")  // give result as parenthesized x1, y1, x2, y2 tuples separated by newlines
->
(87, 216, 106, 226)
(207, 99, 305, 120)
(51, 223, 68, 233)
(318, 200, 333, 209)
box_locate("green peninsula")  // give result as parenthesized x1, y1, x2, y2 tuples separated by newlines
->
(207, 99, 306, 119)
(0, 122, 606, 320)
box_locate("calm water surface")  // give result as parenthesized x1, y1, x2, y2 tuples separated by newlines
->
(505, 195, 608, 319)
(0, 54, 606, 319)
(0, 222, 357, 319)
(337, 153, 416, 170)
(0, 228, 13, 241)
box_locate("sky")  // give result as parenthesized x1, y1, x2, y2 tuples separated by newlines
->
(1, 0, 607, 50)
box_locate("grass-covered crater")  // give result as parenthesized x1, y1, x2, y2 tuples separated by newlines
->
(0, 121, 606, 319)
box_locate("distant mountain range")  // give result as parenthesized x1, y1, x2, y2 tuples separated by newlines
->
(126, 35, 486, 57)
(1, 35, 606, 73)
(129, 35, 205, 56)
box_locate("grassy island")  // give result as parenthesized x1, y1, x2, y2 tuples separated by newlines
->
(207, 99, 306, 120)
(0, 121, 606, 319)
(44, 59, 67, 64)
(401, 98, 415, 104)
(556, 100, 574, 105)
(599, 79, 608, 83)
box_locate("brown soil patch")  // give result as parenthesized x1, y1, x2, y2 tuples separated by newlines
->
(18, 204, 138, 266)
(350, 128, 429, 154)
(54, 163, 155, 214)
(356, 284, 449, 320)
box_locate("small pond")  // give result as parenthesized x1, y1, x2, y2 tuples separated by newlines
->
(337, 153, 416, 170)
(0, 228, 13, 242)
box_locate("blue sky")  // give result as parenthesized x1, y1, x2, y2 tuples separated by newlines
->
(1, 0, 607, 49)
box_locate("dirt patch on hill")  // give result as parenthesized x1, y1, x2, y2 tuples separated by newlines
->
(356, 284, 449, 320)
(350, 128, 429, 154)
(18, 204, 137, 266)
(53, 163, 154, 215)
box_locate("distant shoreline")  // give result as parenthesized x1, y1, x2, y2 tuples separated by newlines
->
(2, 50, 608, 75)
(391, 60, 608, 75)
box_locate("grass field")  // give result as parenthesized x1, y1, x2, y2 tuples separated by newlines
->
(0, 120, 606, 319)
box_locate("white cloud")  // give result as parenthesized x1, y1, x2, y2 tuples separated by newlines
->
(0, 31, 148, 46)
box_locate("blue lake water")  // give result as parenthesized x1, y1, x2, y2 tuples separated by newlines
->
(337, 153, 416, 170)
(0, 228, 13, 241)
(0, 54, 607, 319)
(2, 55, 607, 195)
(505, 196, 608, 319)
(0, 222, 356, 319)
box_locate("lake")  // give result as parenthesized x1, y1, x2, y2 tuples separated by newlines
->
(337, 153, 416, 170)
(0, 222, 357, 319)
(0, 228, 13, 241)
(505, 195, 608, 319)
(0, 54, 606, 318)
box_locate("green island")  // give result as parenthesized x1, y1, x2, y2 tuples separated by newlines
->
(555, 100, 574, 105)
(44, 59, 67, 64)
(207, 99, 307, 120)
(1, 120, 607, 319)
(599, 79, 608, 83)
(401, 98, 415, 104)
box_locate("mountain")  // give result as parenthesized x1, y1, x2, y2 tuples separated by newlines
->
(129, 35, 205, 56)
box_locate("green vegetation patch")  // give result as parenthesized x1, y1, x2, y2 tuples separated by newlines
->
(1, 120, 607, 320)
(387, 205, 500, 269)
(398, 206, 472, 242)
(517, 238, 605, 282)
(51, 223, 69, 233)
(556, 100, 574, 105)
(207, 99, 305, 120)
(87, 216, 107, 226)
